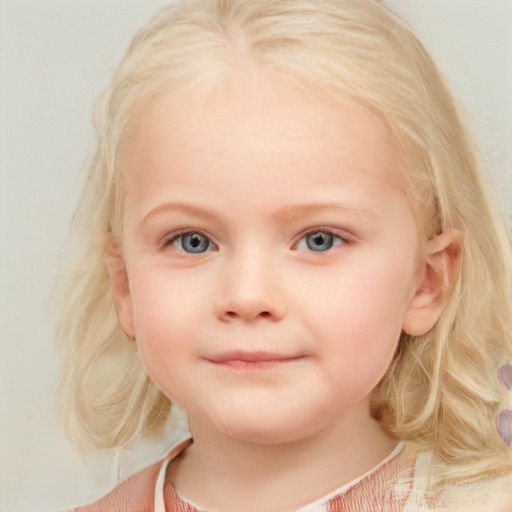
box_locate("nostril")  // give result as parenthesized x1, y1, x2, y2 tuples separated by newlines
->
(224, 310, 272, 320)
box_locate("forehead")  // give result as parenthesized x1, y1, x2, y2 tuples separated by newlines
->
(119, 74, 403, 202)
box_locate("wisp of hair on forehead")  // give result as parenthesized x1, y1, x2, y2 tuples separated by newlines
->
(54, 0, 512, 489)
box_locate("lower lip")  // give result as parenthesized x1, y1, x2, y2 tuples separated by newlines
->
(207, 357, 304, 370)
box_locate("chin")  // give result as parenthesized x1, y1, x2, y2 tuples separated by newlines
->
(211, 408, 329, 446)
(221, 425, 303, 445)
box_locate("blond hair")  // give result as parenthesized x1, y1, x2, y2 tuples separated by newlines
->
(55, 0, 511, 489)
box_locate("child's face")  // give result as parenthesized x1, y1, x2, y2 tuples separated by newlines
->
(116, 76, 424, 444)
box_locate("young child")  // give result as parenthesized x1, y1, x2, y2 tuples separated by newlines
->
(55, 0, 512, 510)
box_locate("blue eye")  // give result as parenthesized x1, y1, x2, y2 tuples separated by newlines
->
(297, 230, 343, 252)
(174, 232, 213, 253)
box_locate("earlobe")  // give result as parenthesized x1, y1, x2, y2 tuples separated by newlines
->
(104, 236, 136, 339)
(402, 229, 463, 336)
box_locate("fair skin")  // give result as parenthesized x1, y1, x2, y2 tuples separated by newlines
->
(107, 73, 462, 511)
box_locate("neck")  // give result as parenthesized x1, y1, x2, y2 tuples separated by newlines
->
(168, 402, 398, 512)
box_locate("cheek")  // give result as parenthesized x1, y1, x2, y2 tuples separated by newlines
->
(128, 269, 197, 384)
(302, 256, 415, 380)
(129, 262, 203, 333)
(305, 258, 413, 332)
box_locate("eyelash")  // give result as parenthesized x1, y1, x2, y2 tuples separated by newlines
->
(163, 230, 218, 253)
(162, 227, 350, 254)
(294, 227, 348, 252)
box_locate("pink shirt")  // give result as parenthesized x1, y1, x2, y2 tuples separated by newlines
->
(71, 437, 512, 512)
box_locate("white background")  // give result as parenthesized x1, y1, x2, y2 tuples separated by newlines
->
(1, 1, 511, 511)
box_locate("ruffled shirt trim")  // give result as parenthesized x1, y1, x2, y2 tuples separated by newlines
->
(154, 439, 415, 512)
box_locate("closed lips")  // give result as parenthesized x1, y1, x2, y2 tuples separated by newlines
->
(205, 351, 306, 367)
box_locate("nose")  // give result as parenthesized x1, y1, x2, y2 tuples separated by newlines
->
(215, 250, 287, 323)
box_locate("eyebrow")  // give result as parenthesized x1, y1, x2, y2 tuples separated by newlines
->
(272, 203, 379, 223)
(140, 202, 217, 226)
(140, 201, 379, 226)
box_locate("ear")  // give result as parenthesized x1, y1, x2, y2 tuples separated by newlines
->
(103, 236, 136, 339)
(402, 229, 463, 336)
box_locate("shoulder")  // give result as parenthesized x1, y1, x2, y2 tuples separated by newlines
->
(405, 452, 512, 512)
(440, 473, 512, 512)
(70, 438, 193, 512)
(70, 459, 163, 512)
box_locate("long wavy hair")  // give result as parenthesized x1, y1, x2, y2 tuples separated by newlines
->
(55, 0, 511, 489)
